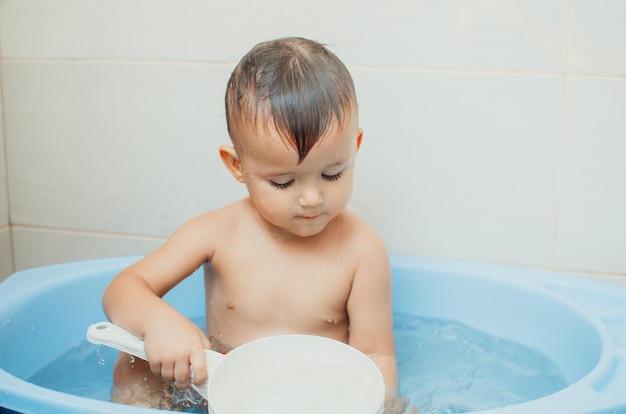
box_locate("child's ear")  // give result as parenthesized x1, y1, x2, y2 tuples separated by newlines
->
(356, 128, 363, 151)
(219, 144, 245, 183)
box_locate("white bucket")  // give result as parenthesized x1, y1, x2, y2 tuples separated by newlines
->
(207, 334, 385, 414)
(87, 323, 385, 414)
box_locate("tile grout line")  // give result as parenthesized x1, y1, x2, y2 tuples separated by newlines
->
(0, 56, 238, 67)
(0, 57, 624, 81)
(0, 51, 17, 274)
(551, 0, 573, 272)
(11, 223, 167, 242)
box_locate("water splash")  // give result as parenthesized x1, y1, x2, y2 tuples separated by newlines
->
(169, 387, 207, 410)
(95, 346, 105, 366)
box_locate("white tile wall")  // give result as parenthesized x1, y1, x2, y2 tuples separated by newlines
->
(0, 228, 12, 281)
(0, 61, 13, 280)
(0, 0, 256, 61)
(12, 226, 163, 270)
(4, 60, 246, 237)
(0, 0, 625, 279)
(0, 64, 8, 230)
(569, 0, 626, 77)
(555, 76, 626, 274)
(350, 69, 562, 268)
(256, 0, 569, 73)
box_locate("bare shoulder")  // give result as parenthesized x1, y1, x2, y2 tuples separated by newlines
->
(340, 211, 390, 275)
(180, 199, 249, 233)
(165, 199, 249, 255)
(114, 200, 252, 287)
(341, 210, 388, 256)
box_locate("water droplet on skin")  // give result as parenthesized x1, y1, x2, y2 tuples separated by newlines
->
(128, 354, 136, 364)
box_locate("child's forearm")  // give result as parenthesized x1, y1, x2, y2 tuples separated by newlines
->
(369, 353, 399, 400)
(102, 272, 176, 337)
(102, 271, 212, 387)
(371, 354, 420, 413)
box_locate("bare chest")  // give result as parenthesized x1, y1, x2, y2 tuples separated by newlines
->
(204, 252, 354, 347)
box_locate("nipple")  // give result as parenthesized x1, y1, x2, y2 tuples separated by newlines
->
(227, 301, 236, 310)
(324, 316, 338, 324)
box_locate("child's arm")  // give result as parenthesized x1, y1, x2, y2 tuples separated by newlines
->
(345, 226, 412, 412)
(102, 215, 215, 388)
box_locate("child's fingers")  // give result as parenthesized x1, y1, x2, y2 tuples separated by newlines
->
(152, 360, 171, 382)
(189, 348, 208, 385)
(173, 360, 192, 389)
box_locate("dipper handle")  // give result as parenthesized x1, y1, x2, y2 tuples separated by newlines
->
(86, 321, 225, 400)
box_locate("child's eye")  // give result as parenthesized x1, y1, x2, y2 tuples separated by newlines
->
(269, 180, 294, 190)
(322, 171, 343, 181)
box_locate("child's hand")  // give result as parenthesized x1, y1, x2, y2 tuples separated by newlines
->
(384, 395, 420, 414)
(142, 316, 212, 389)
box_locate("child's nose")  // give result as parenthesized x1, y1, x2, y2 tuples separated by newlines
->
(298, 185, 323, 207)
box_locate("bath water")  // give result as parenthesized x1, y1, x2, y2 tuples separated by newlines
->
(27, 314, 566, 413)
(394, 313, 567, 413)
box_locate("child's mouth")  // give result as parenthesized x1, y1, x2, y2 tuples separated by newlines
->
(300, 215, 320, 220)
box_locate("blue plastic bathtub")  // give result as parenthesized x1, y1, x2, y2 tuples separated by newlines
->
(1, 256, 626, 413)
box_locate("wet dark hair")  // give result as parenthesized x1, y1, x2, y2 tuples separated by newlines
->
(225, 37, 357, 163)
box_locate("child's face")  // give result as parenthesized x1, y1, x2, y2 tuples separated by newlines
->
(235, 113, 361, 238)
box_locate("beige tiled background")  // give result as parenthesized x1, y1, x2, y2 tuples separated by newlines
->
(0, 0, 625, 284)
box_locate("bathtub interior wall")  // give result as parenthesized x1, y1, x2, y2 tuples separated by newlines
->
(1, 2, 626, 282)
(391, 257, 603, 385)
(0, 257, 205, 380)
